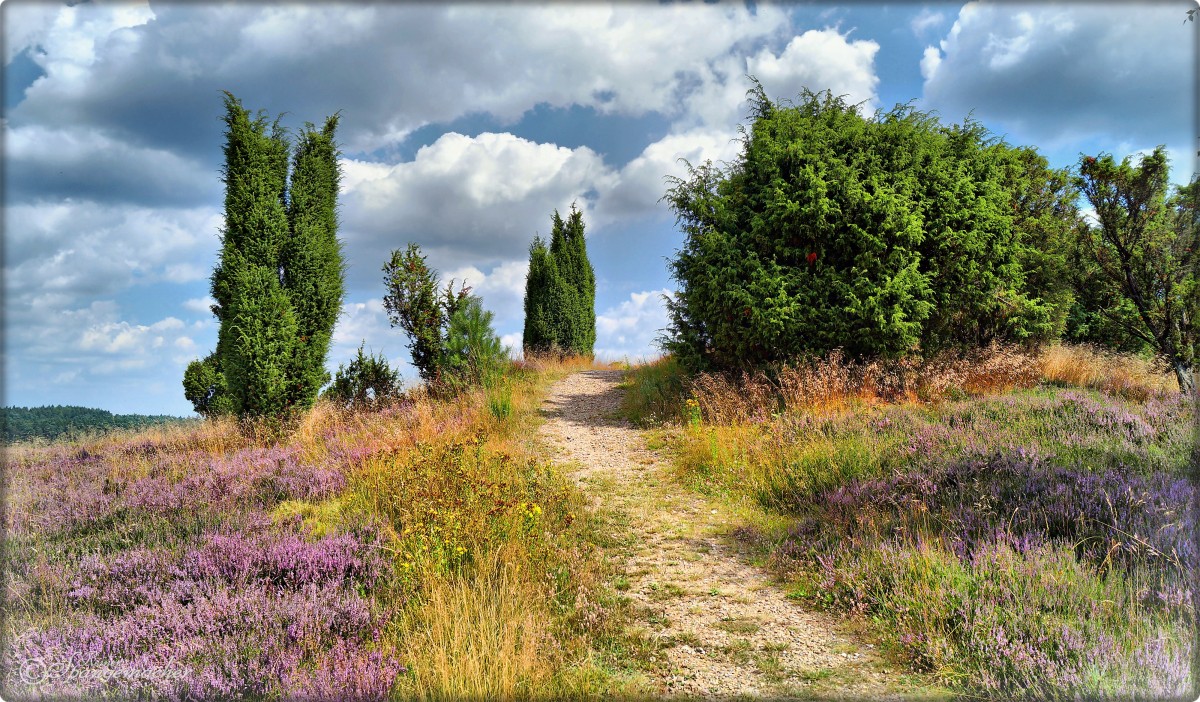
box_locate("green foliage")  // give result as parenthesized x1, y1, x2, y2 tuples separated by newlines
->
(1, 406, 188, 443)
(486, 383, 513, 422)
(324, 342, 402, 408)
(189, 92, 345, 420)
(222, 265, 301, 418)
(522, 205, 596, 356)
(1073, 148, 1198, 392)
(443, 295, 508, 390)
(618, 356, 688, 427)
(663, 84, 1068, 371)
(283, 114, 345, 409)
(522, 235, 558, 354)
(995, 144, 1081, 343)
(183, 353, 235, 417)
(381, 243, 469, 385)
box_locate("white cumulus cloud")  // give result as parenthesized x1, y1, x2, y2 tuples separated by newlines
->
(921, 3, 1190, 156)
(595, 289, 674, 361)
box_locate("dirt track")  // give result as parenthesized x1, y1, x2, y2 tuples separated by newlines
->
(538, 369, 910, 699)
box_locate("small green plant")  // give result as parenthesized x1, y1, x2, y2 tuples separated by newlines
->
(715, 617, 760, 634)
(684, 397, 701, 429)
(443, 295, 508, 391)
(486, 383, 513, 422)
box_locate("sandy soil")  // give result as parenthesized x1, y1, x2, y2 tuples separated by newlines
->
(538, 369, 917, 700)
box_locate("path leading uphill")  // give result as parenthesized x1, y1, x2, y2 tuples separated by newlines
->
(538, 370, 917, 700)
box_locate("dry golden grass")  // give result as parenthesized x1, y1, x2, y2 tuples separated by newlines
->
(397, 544, 553, 701)
(1039, 343, 1175, 400)
(690, 344, 1044, 424)
(685, 343, 1179, 426)
(515, 352, 621, 375)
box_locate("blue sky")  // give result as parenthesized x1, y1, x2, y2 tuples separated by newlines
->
(3, 1, 1196, 415)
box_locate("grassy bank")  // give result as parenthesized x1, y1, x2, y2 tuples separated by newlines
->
(3, 356, 638, 700)
(622, 344, 1196, 699)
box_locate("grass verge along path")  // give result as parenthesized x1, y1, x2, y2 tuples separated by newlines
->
(538, 370, 936, 700)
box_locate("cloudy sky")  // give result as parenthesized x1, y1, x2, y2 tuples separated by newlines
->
(3, 1, 1195, 415)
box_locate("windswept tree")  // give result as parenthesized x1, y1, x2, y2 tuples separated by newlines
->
(1074, 147, 1197, 392)
(184, 93, 344, 418)
(381, 243, 469, 384)
(522, 205, 596, 356)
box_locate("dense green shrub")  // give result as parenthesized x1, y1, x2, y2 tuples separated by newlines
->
(663, 84, 1071, 371)
(522, 206, 595, 356)
(324, 342, 403, 408)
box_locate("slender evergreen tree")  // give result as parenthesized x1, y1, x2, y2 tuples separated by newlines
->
(185, 92, 343, 419)
(522, 235, 557, 354)
(283, 114, 344, 409)
(550, 206, 596, 355)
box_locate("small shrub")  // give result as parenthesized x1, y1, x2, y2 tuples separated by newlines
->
(442, 296, 508, 392)
(324, 342, 403, 409)
(487, 384, 513, 423)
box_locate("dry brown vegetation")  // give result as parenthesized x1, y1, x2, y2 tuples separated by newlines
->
(1038, 343, 1178, 400)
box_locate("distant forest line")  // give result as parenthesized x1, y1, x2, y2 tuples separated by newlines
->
(1, 406, 192, 444)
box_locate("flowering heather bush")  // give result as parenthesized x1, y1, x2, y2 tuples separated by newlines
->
(659, 352, 1197, 699)
(6, 367, 610, 701)
(6, 580, 397, 700)
(3, 417, 401, 700)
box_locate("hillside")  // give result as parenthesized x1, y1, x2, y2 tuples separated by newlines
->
(1, 405, 193, 444)
(2, 348, 1194, 700)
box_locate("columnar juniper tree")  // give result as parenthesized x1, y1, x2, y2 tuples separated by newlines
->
(522, 235, 557, 355)
(522, 205, 596, 357)
(283, 115, 345, 407)
(184, 93, 344, 419)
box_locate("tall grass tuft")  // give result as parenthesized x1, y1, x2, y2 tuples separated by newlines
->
(1040, 343, 1175, 399)
(399, 545, 552, 700)
(618, 355, 687, 426)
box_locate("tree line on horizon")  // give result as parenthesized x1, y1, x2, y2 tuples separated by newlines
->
(1, 405, 190, 444)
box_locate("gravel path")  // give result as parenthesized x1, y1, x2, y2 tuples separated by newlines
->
(539, 370, 911, 700)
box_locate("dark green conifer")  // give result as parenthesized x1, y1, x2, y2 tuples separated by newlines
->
(283, 114, 344, 409)
(522, 206, 596, 356)
(186, 93, 344, 419)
